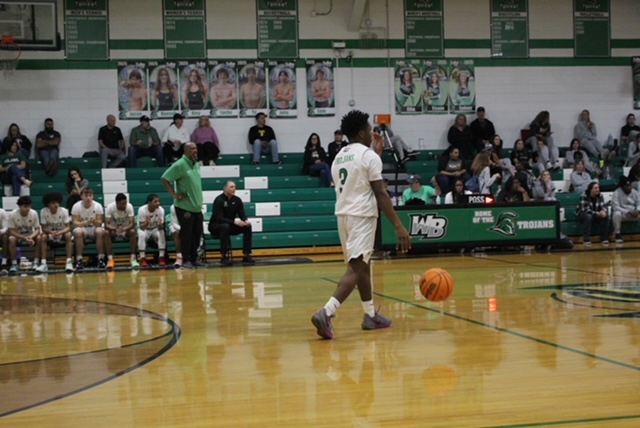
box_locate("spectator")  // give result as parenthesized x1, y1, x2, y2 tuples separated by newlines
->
(128, 115, 165, 168)
(528, 111, 560, 170)
(628, 162, 640, 193)
(7, 196, 41, 275)
(470, 152, 500, 195)
(565, 138, 599, 174)
(382, 177, 399, 204)
(98, 114, 127, 169)
(510, 138, 533, 173)
(611, 176, 640, 244)
(0, 140, 32, 196)
(532, 170, 557, 201)
(65, 167, 89, 211)
(35, 118, 61, 176)
(327, 130, 348, 165)
(104, 193, 138, 269)
(376, 124, 417, 163)
(163, 113, 190, 165)
(444, 178, 471, 204)
(208, 180, 254, 266)
(469, 106, 496, 154)
(576, 182, 610, 246)
(570, 160, 596, 194)
(39, 192, 74, 274)
(447, 114, 474, 160)
(191, 116, 220, 166)
(161, 142, 204, 269)
(401, 175, 439, 205)
(248, 112, 282, 165)
(4, 123, 32, 158)
(137, 194, 166, 268)
(435, 147, 469, 195)
(71, 188, 106, 271)
(620, 113, 640, 148)
(169, 204, 182, 268)
(497, 176, 531, 203)
(303, 133, 332, 187)
(488, 135, 516, 184)
(574, 109, 607, 159)
(626, 133, 640, 168)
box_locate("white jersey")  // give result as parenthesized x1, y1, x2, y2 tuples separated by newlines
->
(71, 201, 104, 226)
(138, 205, 165, 231)
(0, 208, 8, 233)
(40, 207, 71, 232)
(106, 202, 135, 228)
(332, 142, 382, 218)
(8, 209, 40, 235)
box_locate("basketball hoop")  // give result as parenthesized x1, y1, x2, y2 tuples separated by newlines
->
(0, 36, 22, 79)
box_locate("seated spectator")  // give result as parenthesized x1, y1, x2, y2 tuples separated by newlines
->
(65, 167, 89, 211)
(208, 181, 254, 266)
(576, 182, 610, 246)
(401, 175, 439, 205)
(39, 192, 73, 273)
(435, 147, 470, 195)
(444, 178, 471, 204)
(469, 106, 496, 155)
(470, 152, 500, 195)
(163, 113, 189, 165)
(169, 204, 182, 268)
(574, 109, 607, 158)
(327, 130, 348, 165)
(497, 176, 531, 203)
(248, 112, 282, 165)
(628, 162, 640, 193)
(104, 193, 138, 269)
(7, 196, 42, 274)
(570, 160, 596, 194)
(611, 176, 640, 244)
(129, 115, 165, 168)
(191, 116, 220, 166)
(528, 110, 560, 170)
(620, 113, 640, 149)
(0, 140, 32, 196)
(0, 208, 9, 272)
(510, 138, 533, 173)
(4, 123, 32, 158)
(71, 188, 106, 271)
(488, 135, 515, 184)
(137, 194, 167, 268)
(99, 114, 127, 169)
(447, 114, 474, 160)
(376, 124, 416, 164)
(565, 138, 599, 174)
(626, 133, 640, 167)
(383, 177, 399, 205)
(35, 118, 61, 176)
(303, 133, 333, 187)
(532, 170, 557, 201)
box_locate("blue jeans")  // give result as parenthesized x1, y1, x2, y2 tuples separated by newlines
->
(253, 139, 279, 163)
(3, 165, 27, 196)
(128, 145, 165, 167)
(578, 212, 611, 241)
(309, 162, 333, 187)
(39, 148, 59, 171)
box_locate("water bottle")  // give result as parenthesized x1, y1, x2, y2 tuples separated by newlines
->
(418, 138, 425, 150)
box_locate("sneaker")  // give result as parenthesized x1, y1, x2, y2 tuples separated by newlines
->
(242, 255, 255, 265)
(252, 161, 260, 165)
(97, 258, 106, 269)
(23, 179, 33, 187)
(311, 308, 334, 340)
(615, 234, 624, 244)
(221, 257, 232, 266)
(75, 259, 85, 272)
(601, 240, 609, 246)
(9, 265, 18, 275)
(131, 258, 140, 269)
(159, 258, 167, 267)
(31, 262, 39, 271)
(362, 312, 392, 330)
(1, 265, 8, 275)
(584, 240, 592, 247)
(106, 259, 115, 270)
(182, 261, 195, 269)
(65, 260, 75, 273)
(173, 256, 183, 269)
(140, 258, 148, 268)
(273, 160, 283, 165)
(35, 263, 48, 273)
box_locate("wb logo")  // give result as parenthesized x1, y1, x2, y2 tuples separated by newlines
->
(409, 214, 448, 240)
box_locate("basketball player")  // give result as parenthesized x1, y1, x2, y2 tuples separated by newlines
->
(311, 110, 411, 340)
(40, 192, 74, 273)
(0, 208, 9, 274)
(239, 67, 266, 110)
(120, 69, 147, 111)
(273, 69, 295, 109)
(72, 188, 106, 271)
(211, 68, 237, 109)
(137, 194, 166, 268)
(7, 196, 42, 275)
(311, 68, 332, 108)
(104, 193, 138, 269)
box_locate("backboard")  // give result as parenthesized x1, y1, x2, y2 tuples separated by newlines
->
(0, 0, 59, 50)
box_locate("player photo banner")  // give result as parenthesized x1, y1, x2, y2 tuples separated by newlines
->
(269, 61, 297, 118)
(448, 59, 476, 114)
(395, 59, 425, 114)
(118, 62, 149, 120)
(306, 59, 335, 117)
(237, 60, 268, 118)
(633, 57, 640, 110)
(208, 60, 239, 118)
(422, 59, 450, 114)
(148, 61, 181, 119)
(179, 61, 210, 118)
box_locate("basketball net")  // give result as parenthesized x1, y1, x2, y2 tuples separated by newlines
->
(0, 36, 22, 79)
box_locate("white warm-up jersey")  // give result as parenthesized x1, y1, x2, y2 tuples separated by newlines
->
(71, 201, 104, 226)
(106, 202, 135, 228)
(0, 208, 8, 233)
(332, 142, 383, 218)
(7, 209, 40, 235)
(40, 207, 71, 232)
(138, 205, 165, 231)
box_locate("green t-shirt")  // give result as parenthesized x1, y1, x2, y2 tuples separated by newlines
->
(402, 185, 436, 205)
(1, 152, 26, 168)
(161, 155, 203, 213)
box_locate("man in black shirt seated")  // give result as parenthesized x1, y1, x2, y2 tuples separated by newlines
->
(208, 181, 254, 266)
(248, 112, 282, 165)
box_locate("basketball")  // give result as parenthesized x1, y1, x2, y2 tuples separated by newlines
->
(419, 268, 454, 302)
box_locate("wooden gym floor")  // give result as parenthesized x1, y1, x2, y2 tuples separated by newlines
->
(0, 249, 639, 427)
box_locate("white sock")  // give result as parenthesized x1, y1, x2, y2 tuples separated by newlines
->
(34, 258, 39, 266)
(77, 254, 82, 261)
(131, 254, 136, 261)
(41, 259, 47, 266)
(176, 252, 183, 259)
(362, 300, 375, 317)
(324, 297, 341, 317)
(159, 250, 165, 257)
(98, 253, 105, 260)
(66, 258, 72, 263)
(1, 259, 6, 266)
(140, 252, 146, 259)
(108, 255, 113, 261)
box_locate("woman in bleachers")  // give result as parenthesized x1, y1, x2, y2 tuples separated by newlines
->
(302, 133, 333, 187)
(528, 110, 560, 170)
(570, 160, 596, 194)
(532, 170, 557, 201)
(510, 138, 533, 173)
(488, 134, 516, 185)
(470, 152, 500, 195)
(65, 167, 89, 211)
(190, 116, 220, 166)
(444, 178, 471, 204)
(0, 140, 32, 196)
(435, 147, 469, 195)
(3, 123, 32, 158)
(447, 114, 474, 160)
(497, 175, 531, 203)
(565, 138, 599, 174)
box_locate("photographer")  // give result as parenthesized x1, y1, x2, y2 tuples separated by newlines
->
(375, 124, 417, 164)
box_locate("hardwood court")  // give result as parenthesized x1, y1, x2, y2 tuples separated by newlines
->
(1, 250, 639, 427)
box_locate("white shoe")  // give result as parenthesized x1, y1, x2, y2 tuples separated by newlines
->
(65, 260, 75, 273)
(35, 263, 48, 273)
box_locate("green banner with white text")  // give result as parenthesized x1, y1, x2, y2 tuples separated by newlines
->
(491, 0, 528, 59)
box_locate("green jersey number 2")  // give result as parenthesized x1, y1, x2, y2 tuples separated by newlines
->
(338, 168, 348, 193)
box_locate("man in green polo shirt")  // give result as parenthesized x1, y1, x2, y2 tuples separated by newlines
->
(161, 142, 203, 269)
